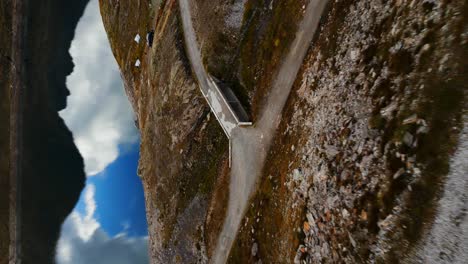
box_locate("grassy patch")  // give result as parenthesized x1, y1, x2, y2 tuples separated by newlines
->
(150, 110, 228, 247)
(178, 113, 228, 209)
(204, 158, 230, 258)
(238, 0, 306, 118)
(191, 0, 252, 113)
(134, 7, 230, 248)
(99, 0, 158, 81)
(228, 100, 304, 263)
(193, 0, 305, 119)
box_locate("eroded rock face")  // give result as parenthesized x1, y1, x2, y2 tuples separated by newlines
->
(99, 0, 467, 263)
(9, 0, 89, 263)
(99, 1, 231, 262)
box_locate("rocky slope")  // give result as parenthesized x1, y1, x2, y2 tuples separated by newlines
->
(230, 0, 467, 263)
(100, 0, 230, 262)
(100, 0, 467, 263)
(6, 0, 90, 263)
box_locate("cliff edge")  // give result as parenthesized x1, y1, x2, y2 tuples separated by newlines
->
(6, 0, 90, 263)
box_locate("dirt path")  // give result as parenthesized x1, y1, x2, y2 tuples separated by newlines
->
(178, 0, 329, 263)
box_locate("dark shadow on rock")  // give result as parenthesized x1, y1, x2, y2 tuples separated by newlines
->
(16, 0, 90, 263)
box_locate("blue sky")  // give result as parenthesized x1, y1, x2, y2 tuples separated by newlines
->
(56, 0, 149, 263)
(74, 143, 147, 238)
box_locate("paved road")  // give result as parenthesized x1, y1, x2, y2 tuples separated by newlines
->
(178, 0, 238, 138)
(178, 0, 329, 263)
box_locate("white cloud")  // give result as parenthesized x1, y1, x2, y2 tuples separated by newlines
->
(73, 184, 99, 241)
(59, 0, 138, 176)
(56, 184, 149, 264)
(56, 1, 148, 262)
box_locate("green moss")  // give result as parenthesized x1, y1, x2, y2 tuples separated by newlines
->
(99, 0, 155, 76)
(159, 110, 228, 245)
(404, 76, 465, 239)
(178, 113, 228, 207)
(369, 113, 386, 130)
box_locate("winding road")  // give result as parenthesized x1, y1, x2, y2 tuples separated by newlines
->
(178, 0, 329, 263)
(178, 0, 239, 138)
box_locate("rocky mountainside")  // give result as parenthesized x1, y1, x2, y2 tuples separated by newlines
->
(100, 0, 467, 263)
(5, 0, 90, 263)
(230, 1, 467, 263)
(100, 0, 230, 262)
(0, 0, 13, 263)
